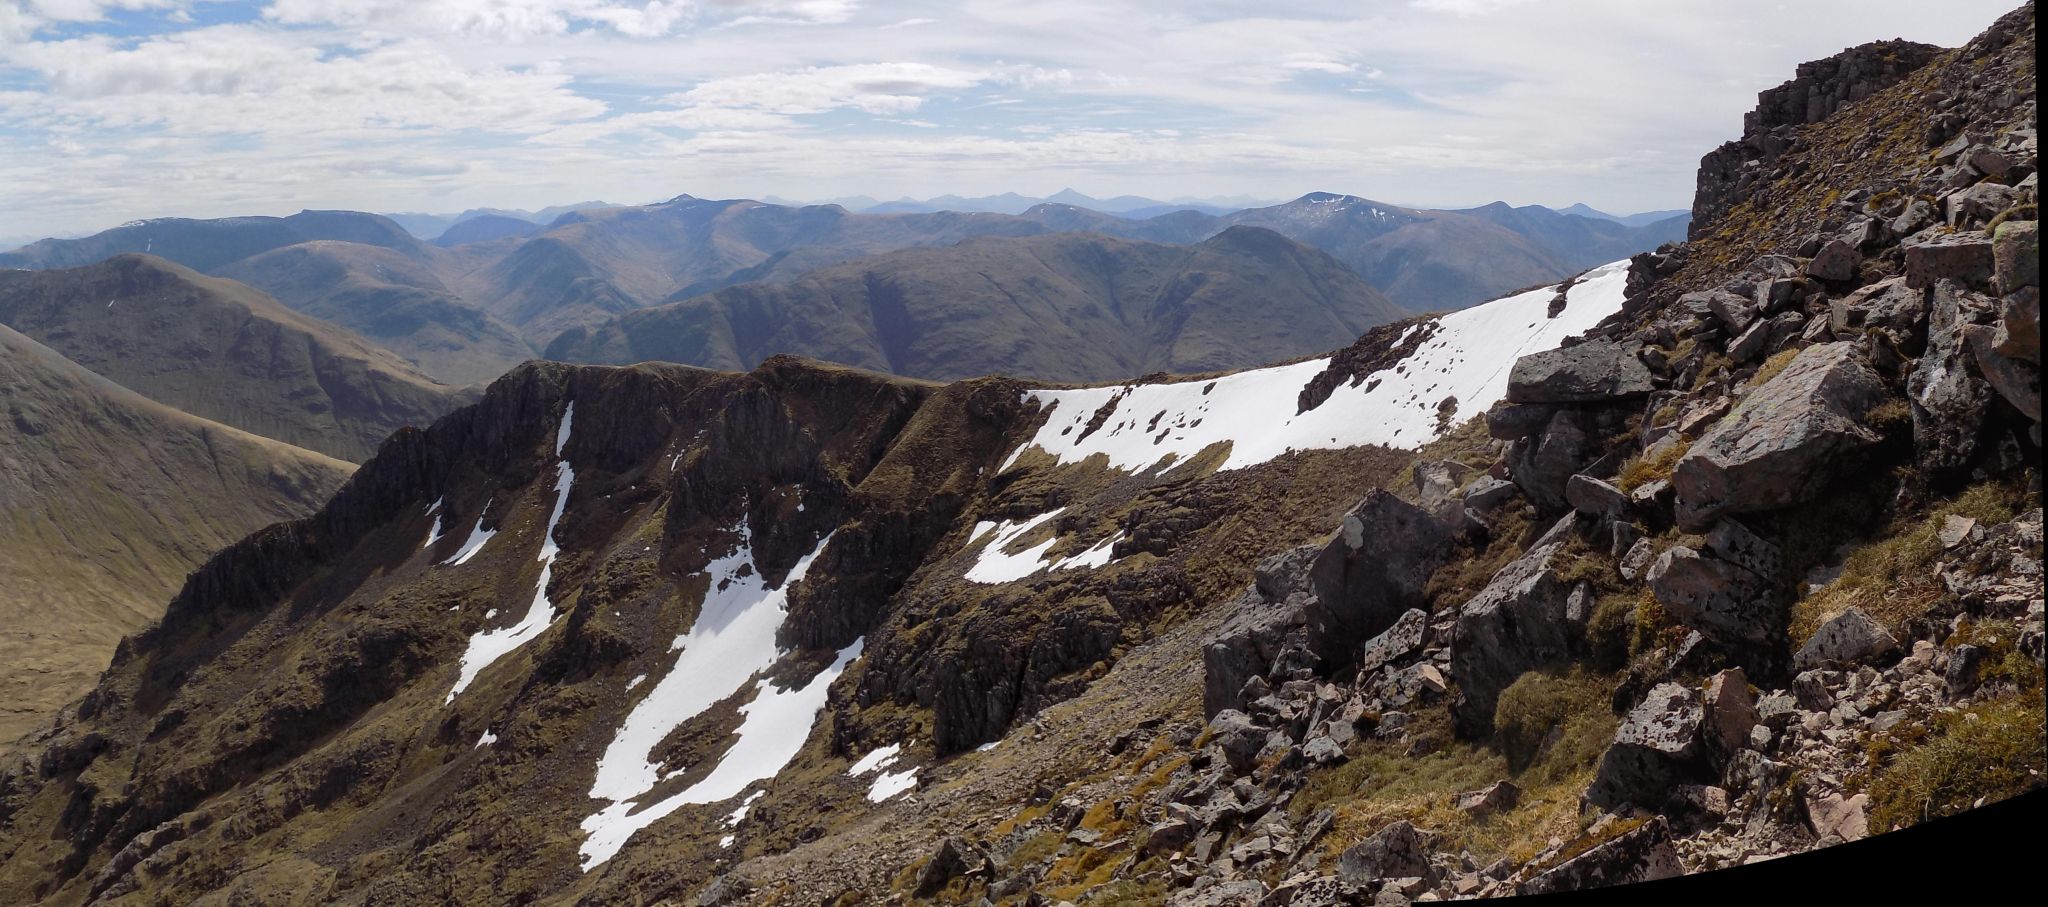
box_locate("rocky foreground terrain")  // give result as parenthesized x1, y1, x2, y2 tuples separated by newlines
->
(0, 5, 2038, 907)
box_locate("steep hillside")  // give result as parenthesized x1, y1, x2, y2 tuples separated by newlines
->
(432, 214, 545, 247)
(0, 255, 473, 461)
(547, 227, 1406, 382)
(0, 210, 432, 273)
(1457, 202, 1690, 272)
(0, 246, 1629, 904)
(0, 325, 353, 746)
(218, 241, 538, 385)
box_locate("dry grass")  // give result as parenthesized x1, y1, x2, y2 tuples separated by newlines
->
(1615, 439, 1690, 492)
(1866, 690, 2046, 832)
(1790, 481, 2025, 643)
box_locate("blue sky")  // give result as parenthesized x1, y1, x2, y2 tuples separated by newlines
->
(0, 0, 2021, 240)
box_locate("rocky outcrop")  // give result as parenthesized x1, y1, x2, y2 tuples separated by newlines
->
(1672, 342, 1890, 530)
(1693, 39, 1943, 235)
(1586, 683, 1708, 810)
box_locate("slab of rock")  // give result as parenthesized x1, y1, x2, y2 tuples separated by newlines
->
(1358, 608, 1429, 675)
(1565, 474, 1630, 518)
(1702, 668, 1760, 757)
(1962, 323, 2043, 421)
(1904, 230, 1996, 290)
(1828, 276, 1925, 340)
(1203, 548, 1316, 717)
(1207, 710, 1267, 773)
(1647, 545, 1779, 648)
(1994, 220, 2039, 295)
(1804, 239, 1862, 282)
(1507, 407, 1613, 511)
(1144, 819, 1196, 858)
(1449, 535, 1581, 736)
(1807, 792, 1871, 842)
(1517, 816, 1682, 895)
(1908, 281, 1997, 472)
(1412, 460, 1479, 528)
(1673, 342, 1889, 530)
(913, 836, 984, 898)
(1462, 476, 1519, 512)
(1793, 607, 1899, 670)
(1505, 340, 1657, 404)
(1454, 780, 1522, 818)
(1944, 182, 2018, 228)
(1337, 820, 1434, 885)
(1995, 285, 2040, 363)
(1308, 491, 1452, 660)
(1586, 683, 1706, 810)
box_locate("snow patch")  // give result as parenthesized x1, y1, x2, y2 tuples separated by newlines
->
(962, 510, 1122, 585)
(998, 261, 1631, 474)
(847, 743, 903, 776)
(422, 497, 446, 550)
(476, 730, 497, 748)
(867, 768, 918, 802)
(577, 529, 846, 871)
(441, 499, 498, 566)
(446, 405, 578, 703)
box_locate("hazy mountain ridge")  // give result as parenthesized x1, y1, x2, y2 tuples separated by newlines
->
(0, 254, 472, 461)
(547, 226, 1406, 381)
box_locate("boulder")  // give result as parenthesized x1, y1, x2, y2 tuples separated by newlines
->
(1904, 230, 1996, 290)
(1203, 549, 1315, 717)
(1793, 607, 1899, 670)
(1412, 460, 1478, 527)
(1565, 474, 1630, 518)
(1995, 286, 2040, 364)
(1357, 608, 1429, 675)
(1454, 780, 1522, 818)
(1702, 668, 1760, 757)
(913, 836, 984, 898)
(1963, 323, 2043, 421)
(1804, 239, 1862, 282)
(1994, 220, 2039, 295)
(1807, 793, 1871, 842)
(1484, 402, 1557, 441)
(1585, 683, 1706, 810)
(1517, 817, 1682, 895)
(1207, 710, 1267, 774)
(1507, 407, 1611, 511)
(1828, 276, 1926, 342)
(1449, 527, 1582, 735)
(1462, 476, 1519, 513)
(1505, 340, 1657, 404)
(1144, 819, 1196, 858)
(1646, 546, 1779, 648)
(1692, 289, 1755, 332)
(1307, 491, 1452, 662)
(1673, 342, 1889, 530)
(1337, 820, 1434, 885)
(1943, 182, 2018, 228)
(1908, 281, 1998, 472)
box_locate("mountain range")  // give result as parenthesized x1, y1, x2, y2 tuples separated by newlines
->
(547, 226, 1405, 382)
(0, 4, 2038, 905)
(3, 192, 1684, 384)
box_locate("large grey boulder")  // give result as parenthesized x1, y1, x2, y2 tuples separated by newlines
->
(1804, 238, 1862, 281)
(1505, 340, 1656, 404)
(1646, 545, 1778, 648)
(1828, 276, 1926, 343)
(1449, 523, 1583, 736)
(1995, 286, 2040, 364)
(1507, 407, 1611, 511)
(1336, 820, 1434, 885)
(1702, 668, 1760, 758)
(1673, 342, 1890, 530)
(1412, 460, 1480, 529)
(1963, 323, 2042, 422)
(1357, 608, 1429, 675)
(1793, 607, 1899, 670)
(1585, 683, 1706, 810)
(1904, 230, 1996, 290)
(1203, 547, 1317, 717)
(1908, 281, 1997, 472)
(1307, 491, 1452, 660)
(1994, 220, 2038, 295)
(1517, 817, 1683, 895)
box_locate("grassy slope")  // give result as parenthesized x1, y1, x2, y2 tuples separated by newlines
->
(0, 325, 353, 746)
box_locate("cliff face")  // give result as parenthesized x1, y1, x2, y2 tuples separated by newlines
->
(1691, 39, 1944, 237)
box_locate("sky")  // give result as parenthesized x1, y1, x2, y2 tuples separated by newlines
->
(0, 0, 2020, 241)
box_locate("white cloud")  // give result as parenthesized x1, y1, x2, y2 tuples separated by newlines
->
(0, 0, 2028, 238)
(665, 61, 986, 115)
